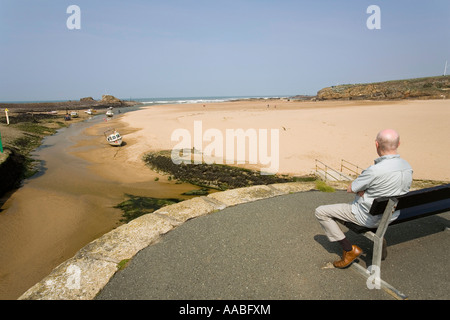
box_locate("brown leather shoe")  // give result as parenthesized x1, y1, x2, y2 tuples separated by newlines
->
(333, 245, 362, 269)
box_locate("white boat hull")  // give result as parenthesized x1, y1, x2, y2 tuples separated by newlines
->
(108, 138, 122, 146)
(106, 131, 123, 146)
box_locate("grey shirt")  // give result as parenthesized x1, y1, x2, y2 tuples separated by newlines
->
(351, 154, 413, 228)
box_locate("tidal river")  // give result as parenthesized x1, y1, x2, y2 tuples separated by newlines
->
(0, 108, 194, 299)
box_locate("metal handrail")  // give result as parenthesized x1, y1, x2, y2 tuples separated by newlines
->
(315, 159, 352, 181)
(341, 159, 362, 176)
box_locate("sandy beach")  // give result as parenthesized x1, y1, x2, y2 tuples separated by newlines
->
(85, 99, 449, 183)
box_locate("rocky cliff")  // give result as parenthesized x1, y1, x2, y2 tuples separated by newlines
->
(317, 76, 450, 100)
(1, 95, 139, 112)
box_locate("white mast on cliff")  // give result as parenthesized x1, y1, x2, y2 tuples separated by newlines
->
(444, 61, 448, 76)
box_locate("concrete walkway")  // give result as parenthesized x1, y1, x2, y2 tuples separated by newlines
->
(19, 182, 450, 300)
(96, 191, 450, 300)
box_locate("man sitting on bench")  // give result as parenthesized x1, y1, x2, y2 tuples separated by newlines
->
(315, 129, 413, 268)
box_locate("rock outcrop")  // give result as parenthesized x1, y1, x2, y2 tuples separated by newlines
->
(80, 97, 95, 102)
(317, 76, 450, 100)
(2, 95, 138, 112)
(100, 95, 122, 104)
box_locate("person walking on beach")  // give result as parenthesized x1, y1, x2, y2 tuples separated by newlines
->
(315, 129, 413, 268)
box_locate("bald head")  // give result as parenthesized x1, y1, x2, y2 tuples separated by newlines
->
(376, 129, 400, 155)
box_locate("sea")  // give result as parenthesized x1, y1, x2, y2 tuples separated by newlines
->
(131, 95, 289, 106)
(1, 95, 290, 105)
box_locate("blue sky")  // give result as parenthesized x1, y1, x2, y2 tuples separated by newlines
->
(0, 0, 449, 101)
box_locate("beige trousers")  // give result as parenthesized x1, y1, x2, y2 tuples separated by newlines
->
(315, 203, 362, 242)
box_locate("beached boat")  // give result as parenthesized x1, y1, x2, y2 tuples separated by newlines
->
(85, 109, 97, 115)
(104, 128, 123, 146)
(70, 111, 79, 118)
(106, 107, 114, 117)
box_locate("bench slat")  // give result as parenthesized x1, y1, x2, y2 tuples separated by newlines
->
(344, 199, 450, 234)
(368, 184, 450, 216)
(344, 184, 450, 234)
(393, 198, 450, 224)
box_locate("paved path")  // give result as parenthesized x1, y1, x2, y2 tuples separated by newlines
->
(96, 190, 450, 300)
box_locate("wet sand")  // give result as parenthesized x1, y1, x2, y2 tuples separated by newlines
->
(0, 112, 197, 300)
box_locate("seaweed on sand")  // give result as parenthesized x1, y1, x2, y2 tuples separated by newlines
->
(114, 194, 181, 223)
(143, 151, 295, 190)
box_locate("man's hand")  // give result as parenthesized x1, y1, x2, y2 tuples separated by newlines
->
(346, 184, 353, 193)
(347, 183, 365, 197)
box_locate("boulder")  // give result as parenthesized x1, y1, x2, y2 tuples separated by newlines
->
(80, 97, 95, 102)
(101, 95, 122, 104)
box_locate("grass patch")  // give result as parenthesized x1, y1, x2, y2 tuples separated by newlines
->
(12, 134, 42, 153)
(182, 188, 210, 196)
(114, 194, 181, 223)
(9, 134, 48, 180)
(315, 180, 335, 192)
(13, 122, 57, 136)
(117, 259, 130, 271)
(292, 176, 316, 182)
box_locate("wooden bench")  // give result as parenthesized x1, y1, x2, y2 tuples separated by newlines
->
(341, 183, 450, 299)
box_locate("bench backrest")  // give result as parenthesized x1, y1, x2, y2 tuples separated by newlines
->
(369, 184, 450, 223)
